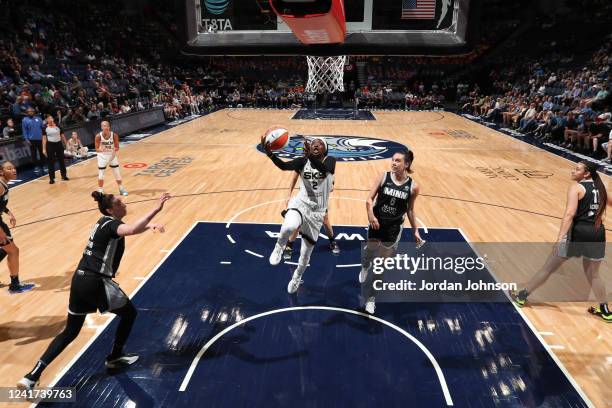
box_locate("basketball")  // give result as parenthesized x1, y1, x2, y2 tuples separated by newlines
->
(263, 126, 290, 151)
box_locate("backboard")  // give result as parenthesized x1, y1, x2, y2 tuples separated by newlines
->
(180, 0, 475, 56)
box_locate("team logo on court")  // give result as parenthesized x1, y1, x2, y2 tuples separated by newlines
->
(257, 135, 406, 162)
(204, 0, 230, 15)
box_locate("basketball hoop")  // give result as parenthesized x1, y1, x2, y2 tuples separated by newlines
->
(306, 55, 347, 94)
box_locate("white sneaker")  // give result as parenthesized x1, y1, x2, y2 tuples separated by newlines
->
(119, 187, 129, 196)
(17, 377, 38, 391)
(105, 353, 139, 368)
(365, 297, 376, 314)
(269, 242, 284, 266)
(98, 188, 104, 194)
(287, 271, 303, 294)
(359, 267, 368, 283)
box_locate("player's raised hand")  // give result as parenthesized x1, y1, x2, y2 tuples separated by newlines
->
(303, 139, 311, 156)
(156, 193, 172, 211)
(260, 135, 272, 154)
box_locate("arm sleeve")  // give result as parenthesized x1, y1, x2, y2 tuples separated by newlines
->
(267, 153, 306, 171)
(308, 156, 336, 174)
(107, 219, 124, 239)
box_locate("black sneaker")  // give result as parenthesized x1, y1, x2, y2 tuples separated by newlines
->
(282, 246, 293, 260)
(509, 289, 526, 307)
(9, 283, 35, 294)
(49, 179, 55, 184)
(588, 306, 612, 323)
(62, 176, 69, 181)
(105, 353, 139, 368)
(330, 241, 340, 254)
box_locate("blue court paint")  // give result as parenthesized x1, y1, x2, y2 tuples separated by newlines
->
(40, 223, 589, 408)
(292, 109, 376, 120)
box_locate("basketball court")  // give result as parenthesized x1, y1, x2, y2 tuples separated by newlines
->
(0, 0, 610, 407)
(0, 109, 609, 407)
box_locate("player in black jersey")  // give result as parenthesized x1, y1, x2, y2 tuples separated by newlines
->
(511, 161, 611, 322)
(359, 149, 424, 314)
(0, 161, 34, 293)
(18, 191, 171, 391)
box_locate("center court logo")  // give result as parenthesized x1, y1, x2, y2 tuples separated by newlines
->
(257, 135, 407, 162)
(204, 0, 230, 14)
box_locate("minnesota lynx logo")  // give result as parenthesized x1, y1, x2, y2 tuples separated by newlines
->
(257, 135, 406, 162)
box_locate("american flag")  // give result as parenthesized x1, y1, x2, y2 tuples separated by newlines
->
(401, 0, 436, 19)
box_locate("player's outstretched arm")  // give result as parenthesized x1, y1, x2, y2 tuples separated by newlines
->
(117, 193, 171, 237)
(261, 136, 306, 171)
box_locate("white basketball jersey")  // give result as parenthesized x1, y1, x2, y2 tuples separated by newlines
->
(297, 158, 334, 212)
(99, 132, 115, 154)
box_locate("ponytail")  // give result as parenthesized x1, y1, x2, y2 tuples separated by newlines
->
(582, 161, 607, 228)
(91, 191, 114, 215)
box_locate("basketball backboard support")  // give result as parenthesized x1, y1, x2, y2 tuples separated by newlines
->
(179, 0, 476, 56)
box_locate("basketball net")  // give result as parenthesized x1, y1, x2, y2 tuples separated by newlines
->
(306, 55, 347, 93)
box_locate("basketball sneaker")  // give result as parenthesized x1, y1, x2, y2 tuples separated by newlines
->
(330, 241, 340, 255)
(269, 242, 284, 266)
(287, 270, 303, 294)
(509, 289, 527, 307)
(9, 283, 35, 294)
(365, 297, 376, 314)
(119, 186, 129, 196)
(105, 353, 139, 368)
(588, 305, 612, 322)
(358, 267, 368, 283)
(17, 376, 38, 391)
(282, 246, 293, 260)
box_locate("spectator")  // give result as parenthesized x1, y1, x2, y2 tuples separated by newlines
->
(3, 119, 16, 139)
(87, 103, 101, 121)
(21, 107, 45, 174)
(120, 100, 131, 114)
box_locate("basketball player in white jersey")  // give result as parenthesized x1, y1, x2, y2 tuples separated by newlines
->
(96, 121, 128, 196)
(262, 136, 336, 293)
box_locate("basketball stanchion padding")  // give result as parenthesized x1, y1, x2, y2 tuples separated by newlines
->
(269, 0, 346, 45)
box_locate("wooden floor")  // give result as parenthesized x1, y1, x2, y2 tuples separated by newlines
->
(0, 109, 609, 407)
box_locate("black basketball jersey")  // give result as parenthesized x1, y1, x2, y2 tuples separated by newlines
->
(77, 216, 125, 277)
(373, 172, 413, 225)
(0, 180, 9, 215)
(574, 180, 600, 224)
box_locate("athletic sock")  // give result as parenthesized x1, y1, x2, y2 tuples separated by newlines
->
(601, 303, 610, 315)
(286, 240, 294, 249)
(517, 289, 528, 300)
(27, 360, 47, 381)
(10, 276, 19, 286)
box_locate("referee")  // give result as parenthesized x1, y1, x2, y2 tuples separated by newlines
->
(18, 191, 172, 390)
(43, 116, 69, 184)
